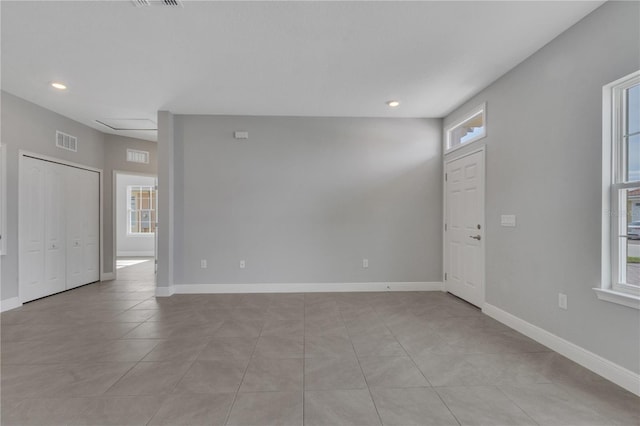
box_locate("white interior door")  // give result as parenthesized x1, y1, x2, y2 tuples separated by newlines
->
(66, 166, 100, 289)
(20, 157, 66, 301)
(44, 162, 67, 294)
(445, 149, 485, 307)
(81, 169, 100, 284)
(20, 156, 100, 301)
(66, 166, 84, 288)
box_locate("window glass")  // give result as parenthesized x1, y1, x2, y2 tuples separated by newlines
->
(446, 106, 486, 152)
(600, 71, 640, 305)
(127, 185, 156, 234)
(626, 84, 640, 182)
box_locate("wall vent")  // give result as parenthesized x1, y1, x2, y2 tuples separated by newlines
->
(132, 0, 184, 7)
(55, 131, 77, 152)
(127, 149, 150, 164)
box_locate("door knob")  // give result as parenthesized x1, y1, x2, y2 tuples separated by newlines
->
(469, 235, 481, 241)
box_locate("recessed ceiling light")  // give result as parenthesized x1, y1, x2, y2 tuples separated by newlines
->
(51, 82, 67, 90)
(387, 100, 400, 108)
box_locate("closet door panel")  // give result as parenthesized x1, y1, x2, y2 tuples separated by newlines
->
(83, 170, 100, 284)
(65, 166, 84, 289)
(19, 157, 47, 302)
(66, 166, 100, 289)
(44, 162, 66, 294)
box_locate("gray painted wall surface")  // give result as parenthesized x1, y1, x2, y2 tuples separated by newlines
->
(157, 111, 175, 289)
(103, 134, 157, 273)
(1, 92, 157, 298)
(1, 92, 105, 300)
(173, 116, 442, 285)
(443, 1, 640, 373)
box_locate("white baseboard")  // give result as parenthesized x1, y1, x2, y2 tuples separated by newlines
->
(171, 281, 443, 294)
(156, 282, 441, 298)
(1, 297, 23, 312)
(483, 303, 640, 397)
(101, 272, 115, 281)
(174, 282, 444, 294)
(117, 251, 154, 257)
(156, 286, 175, 297)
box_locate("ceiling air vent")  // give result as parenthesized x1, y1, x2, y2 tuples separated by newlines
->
(56, 131, 77, 152)
(127, 149, 150, 164)
(132, 0, 184, 7)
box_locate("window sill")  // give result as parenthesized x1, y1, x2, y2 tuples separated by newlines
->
(593, 288, 640, 310)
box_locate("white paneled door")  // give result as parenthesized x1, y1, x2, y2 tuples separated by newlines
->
(445, 150, 485, 307)
(19, 157, 64, 301)
(19, 156, 100, 302)
(66, 166, 100, 289)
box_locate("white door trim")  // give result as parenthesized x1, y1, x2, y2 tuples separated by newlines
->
(18, 150, 104, 302)
(443, 145, 486, 307)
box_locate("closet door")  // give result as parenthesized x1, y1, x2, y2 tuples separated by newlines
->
(66, 166, 100, 289)
(81, 168, 100, 284)
(19, 157, 66, 302)
(65, 166, 84, 288)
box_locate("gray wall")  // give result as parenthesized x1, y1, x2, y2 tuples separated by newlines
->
(443, 1, 640, 374)
(1, 92, 105, 300)
(0, 92, 157, 300)
(116, 174, 156, 257)
(173, 116, 442, 285)
(103, 134, 157, 274)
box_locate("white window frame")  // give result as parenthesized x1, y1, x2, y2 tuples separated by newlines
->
(596, 70, 640, 309)
(0, 143, 6, 255)
(445, 102, 487, 154)
(126, 185, 156, 236)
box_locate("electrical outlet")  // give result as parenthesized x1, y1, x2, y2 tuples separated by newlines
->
(200, 259, 207, 269)
(363, 258, 369, 268)
(240, 260, 246, 269)
(558, 293, 568, 310)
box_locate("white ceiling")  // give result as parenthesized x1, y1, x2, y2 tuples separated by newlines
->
(1, 0, 605, 142)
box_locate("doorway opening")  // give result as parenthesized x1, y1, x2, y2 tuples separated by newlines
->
(114, 171, 157, 280)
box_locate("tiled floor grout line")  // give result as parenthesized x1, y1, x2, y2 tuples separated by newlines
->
(143, 356, 199, 425)
(493, 384, 542, 426)
(380, 306, 437, 390)
(222, 299, 265, 426)
(302, 294, 307, 426)
(431, 387, 463, 426)
(100, 344, 158, 397)
(339, 299, 385, 426)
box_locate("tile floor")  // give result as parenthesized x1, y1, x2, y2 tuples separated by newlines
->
(1, 258, 639, 425)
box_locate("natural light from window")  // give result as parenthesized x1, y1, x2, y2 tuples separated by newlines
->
(127, 185, 156, 235)
(598, 70, 640, 308)
(446, 104, 486, 153)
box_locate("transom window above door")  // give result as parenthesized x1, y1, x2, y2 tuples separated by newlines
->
(445, 103, 487, 153)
